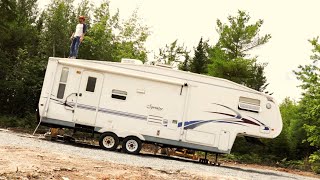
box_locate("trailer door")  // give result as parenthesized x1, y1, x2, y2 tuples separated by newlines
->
(73, 71, 104, 125)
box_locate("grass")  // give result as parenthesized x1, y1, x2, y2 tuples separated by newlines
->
(222, 153, 314, 172)
(0, 114, 49, 134)
(0, 114, 36, 129)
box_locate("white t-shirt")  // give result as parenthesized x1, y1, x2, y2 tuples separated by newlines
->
(74, 23, 86, 37)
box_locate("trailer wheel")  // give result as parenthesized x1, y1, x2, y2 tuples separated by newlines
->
(99, 132, 119, 151)
(122, 136, 142, 154)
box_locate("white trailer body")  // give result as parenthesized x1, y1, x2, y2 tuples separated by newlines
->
(38, 57, 282, 154)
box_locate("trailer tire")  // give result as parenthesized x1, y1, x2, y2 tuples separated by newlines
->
(122, 136, 142, 155)
(99, 132, 119, 151)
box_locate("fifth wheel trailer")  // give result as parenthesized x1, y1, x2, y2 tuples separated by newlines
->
(37, 57, 282, 155)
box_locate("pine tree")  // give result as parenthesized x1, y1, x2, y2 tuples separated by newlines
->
(179, 51, 191, 71)
(156, 40, 186, 65)
(208, 10, 270, 91)
(190, 37, 208, 74)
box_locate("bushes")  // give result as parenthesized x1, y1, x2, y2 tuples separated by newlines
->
(282, 159, 311, 172)
(309, 151, 320, 174)
(0, 114, 37, 129)
(311, 164, 320, 174)
(223, 153, 275, 165)
(222, 153, 320, 173)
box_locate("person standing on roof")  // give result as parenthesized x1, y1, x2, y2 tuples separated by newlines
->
(69, 16, 87, 59)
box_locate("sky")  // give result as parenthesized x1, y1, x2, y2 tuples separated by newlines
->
(38, 0, 320, 102)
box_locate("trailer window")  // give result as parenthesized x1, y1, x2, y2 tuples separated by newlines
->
(86, 76, 97, 92)
(57, 67, 69, 99)
(111, 89, 127, 100)
(238, 96, 260, 113)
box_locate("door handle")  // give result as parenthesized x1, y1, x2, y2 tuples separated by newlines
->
(79, 93, 82, 97)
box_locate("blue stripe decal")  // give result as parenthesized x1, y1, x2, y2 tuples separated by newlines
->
(177, 120, 201, 127)
(178, 119, 248, 129)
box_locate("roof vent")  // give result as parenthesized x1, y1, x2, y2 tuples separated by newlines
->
(121, 58, 143, 65)
(154, 63, 173, 69)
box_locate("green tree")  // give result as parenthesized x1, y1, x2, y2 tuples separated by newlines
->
(178, 51, 191, 71)
(156, 40, 186, 65)
(112, 10, 149, 62)
(189, 37, 209, 74)
(80, 2, 149, 62)
(294, 37, 320, 173)
(0, 0, 42, 116)
(41, 0, 75, 58)
(216, 10, 271, 59)
(78, 1, 115, 60)
(279, 98, 310, 159)
(208, 10, 270, 91)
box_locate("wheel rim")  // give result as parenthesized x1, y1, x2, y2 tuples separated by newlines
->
(126, 139, 138, 152)
(103, 136, 115, 148)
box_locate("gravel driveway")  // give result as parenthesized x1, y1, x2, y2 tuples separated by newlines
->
(0, 130, 318, 180)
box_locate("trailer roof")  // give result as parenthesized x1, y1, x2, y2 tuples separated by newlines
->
(52, 57, 269, 97)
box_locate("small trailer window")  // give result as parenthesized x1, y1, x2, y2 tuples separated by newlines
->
(238, 96, 260, 113)
(57, 67, 69, 99)
(86, 76, 97, 92)
(111, 89, 127, 100)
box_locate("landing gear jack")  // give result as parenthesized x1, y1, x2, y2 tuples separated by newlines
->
(199, 152, 209, 164)
(199, 152, 221, 166)
(211, 153, 221, 166)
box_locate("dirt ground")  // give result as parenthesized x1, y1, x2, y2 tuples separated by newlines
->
(0, 130, 319, 180)
(1, 146, 319, 180)
(0, 146, 236, 180)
